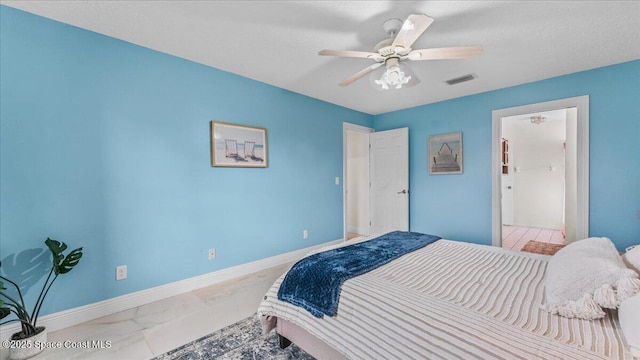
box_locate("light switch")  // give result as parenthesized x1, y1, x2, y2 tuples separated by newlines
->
(335, 177, 340, 185)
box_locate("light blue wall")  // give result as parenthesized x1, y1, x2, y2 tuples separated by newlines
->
(374, 60, 640, 250)
(0, 6, 372, 316)
(2, 5, 638, 319)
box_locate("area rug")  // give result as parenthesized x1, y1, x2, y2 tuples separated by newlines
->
(521, 240, 566, 255)
(153, 314, 315, 360)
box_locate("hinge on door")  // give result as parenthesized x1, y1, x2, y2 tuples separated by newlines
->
(370, 221, 371, 226)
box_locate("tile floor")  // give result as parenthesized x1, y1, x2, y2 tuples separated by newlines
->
(0, 263, 291, 360)
(346, 232, 362, 240)
(502, 225, 565, 251)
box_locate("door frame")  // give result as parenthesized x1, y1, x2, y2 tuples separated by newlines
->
(343, 122, 374, 241)
(491, 95, 589, 247)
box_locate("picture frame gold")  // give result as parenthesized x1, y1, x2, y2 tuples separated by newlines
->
(210, 121, 268, 168)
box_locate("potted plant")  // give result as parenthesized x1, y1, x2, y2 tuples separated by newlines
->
(1, 238, 83, 359)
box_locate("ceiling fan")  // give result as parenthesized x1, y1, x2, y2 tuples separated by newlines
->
(319, 14, 482, 90)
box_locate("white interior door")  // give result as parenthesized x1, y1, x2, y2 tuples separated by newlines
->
(369, 128, 409, 233)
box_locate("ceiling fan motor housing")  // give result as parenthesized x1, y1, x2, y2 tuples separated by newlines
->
(378, 45, 397, 57)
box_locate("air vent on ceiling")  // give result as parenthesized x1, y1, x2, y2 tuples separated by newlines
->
(445, 74, 476, 85)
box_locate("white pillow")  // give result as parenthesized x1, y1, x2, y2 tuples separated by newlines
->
(619, 292, 640, 357)
(623, 245, 640, 274)
(543, 237, 640, 319)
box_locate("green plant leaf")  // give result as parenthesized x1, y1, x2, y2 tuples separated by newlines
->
(0, 296, 23, 321)
(45, 238, 67, 274)
(45, 238, 67, 257)
(0, 306, 10, 320)
(57, 248, 83, 275)
(0, 298, 9, 319)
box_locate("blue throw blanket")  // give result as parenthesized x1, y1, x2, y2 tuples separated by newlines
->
(277, 231, 440, 318)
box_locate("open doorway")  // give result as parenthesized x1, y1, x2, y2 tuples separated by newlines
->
(500, 109, 572, 251)
(343, 123, 373, 240)
(343, 123, 410, 241)
(492, 95, 589, 250)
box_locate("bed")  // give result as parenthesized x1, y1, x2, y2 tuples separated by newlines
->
(258, 232, 638, 359)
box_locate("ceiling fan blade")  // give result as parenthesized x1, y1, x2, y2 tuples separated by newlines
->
(319, 49, 380, 59)
(407, 46, 483, 61)
(392, 14, 434, 50)
(339, 63, 383, 87)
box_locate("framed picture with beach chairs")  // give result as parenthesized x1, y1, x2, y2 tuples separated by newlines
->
(210, 121, 268, 168)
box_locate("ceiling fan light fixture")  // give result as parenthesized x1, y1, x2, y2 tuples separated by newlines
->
(370, 60, 416, 91)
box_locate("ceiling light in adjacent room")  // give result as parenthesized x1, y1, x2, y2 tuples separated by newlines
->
(530, 116, 546, 124)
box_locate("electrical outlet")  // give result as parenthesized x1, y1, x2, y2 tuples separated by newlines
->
(303, 230, 308, 239)
(116, 265, 127, 281)
(208, 248, 216, 260)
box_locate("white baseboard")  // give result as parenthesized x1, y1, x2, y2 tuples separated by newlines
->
(0, 238, 343, 341)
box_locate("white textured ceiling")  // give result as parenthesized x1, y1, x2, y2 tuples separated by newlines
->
(2, 1, 639, 115)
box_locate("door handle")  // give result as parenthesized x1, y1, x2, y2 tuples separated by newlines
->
(397, 190, 408, 194)
(506, 186, 512, 189)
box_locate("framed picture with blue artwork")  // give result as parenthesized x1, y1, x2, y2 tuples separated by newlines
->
(210, 121, 268, 168)
(428, 132, 462, 175)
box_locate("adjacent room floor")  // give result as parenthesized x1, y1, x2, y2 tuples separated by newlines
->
(502, 225, 565, 251)
(0, 263, 292, 360)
